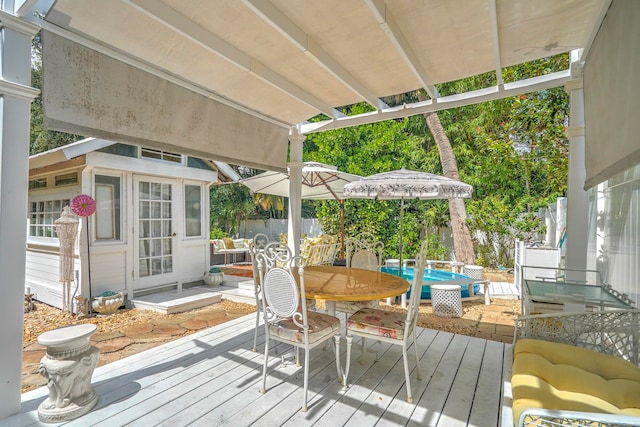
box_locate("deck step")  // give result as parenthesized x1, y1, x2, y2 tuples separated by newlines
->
(130, 286, 222, 314)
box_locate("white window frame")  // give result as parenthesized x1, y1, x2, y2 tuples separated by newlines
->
(27, 192, 75, 246)
(94, 173, 124, 243)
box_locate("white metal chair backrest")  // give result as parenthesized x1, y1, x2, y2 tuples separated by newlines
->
(405, 239, 428, 335)
(250, 233, 270, 284)
(258, 252, 308, 329)
(350, 250, 380, 271)
(262, 241, 292, 270)
(346, 232, 384, 271)
(263, 268, 299, 318)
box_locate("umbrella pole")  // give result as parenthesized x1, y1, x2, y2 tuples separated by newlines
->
(399, 198, 404, 277)
(340, 201, 346, 260)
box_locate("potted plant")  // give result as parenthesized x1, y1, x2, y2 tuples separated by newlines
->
(91, 291, 124, 315)
(204, 266, 224, 286)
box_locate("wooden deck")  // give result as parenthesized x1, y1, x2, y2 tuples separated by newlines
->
(10, 313, 512, 427)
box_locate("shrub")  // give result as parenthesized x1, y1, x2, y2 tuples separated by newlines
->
(210, 228, 227, 240)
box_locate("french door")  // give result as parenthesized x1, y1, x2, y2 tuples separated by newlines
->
(133, 176, 176, 289)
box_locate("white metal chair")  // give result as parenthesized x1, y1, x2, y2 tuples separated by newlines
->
(257, 252, 341, 412)
(249, 233, 270, 352)
(343, 239, 427, 403)
(335, 232, 385, 313)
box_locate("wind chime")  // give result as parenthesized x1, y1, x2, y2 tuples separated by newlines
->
(54, 206, 79, 312)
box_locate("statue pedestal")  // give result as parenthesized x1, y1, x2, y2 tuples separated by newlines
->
(37, 324, 99, 423)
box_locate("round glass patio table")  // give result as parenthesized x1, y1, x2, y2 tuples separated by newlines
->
(294, 265, 410, 315)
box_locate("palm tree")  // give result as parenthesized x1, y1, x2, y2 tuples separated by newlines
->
(254, 193, 286, 219)
(418, 93, 476, 264)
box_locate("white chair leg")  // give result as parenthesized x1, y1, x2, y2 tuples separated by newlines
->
(302, 347, 310, 412)
(333, 334, 341, 385)
(253, 309, 260, 352)
(413, 329, 422, 381)
(402, 344, 413, 403)
(359, 337, 367, 364)
(260, 333, 269, 394)
(343, 335, 352, 390)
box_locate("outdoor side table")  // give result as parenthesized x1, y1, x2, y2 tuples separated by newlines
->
(431, 284, 463, 318)
(37, 324, 99, 423)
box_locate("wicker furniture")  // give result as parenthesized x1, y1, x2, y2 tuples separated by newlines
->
(506, 310, 640, 427)
(257, 253, 341, 412)
(343, 239, 428, 403)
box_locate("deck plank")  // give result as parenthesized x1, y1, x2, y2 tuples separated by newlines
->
(467, 339, 506, 427)
(10, 311, 512, 427)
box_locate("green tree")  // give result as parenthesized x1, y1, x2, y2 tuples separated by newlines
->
(209, 183, 255, 237)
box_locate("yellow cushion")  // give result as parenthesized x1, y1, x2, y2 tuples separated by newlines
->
(512, 339, 640, 425)
(223, 237, 235, 250)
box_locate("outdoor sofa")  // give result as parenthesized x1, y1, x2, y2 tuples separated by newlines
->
(210, 238, 251, 264)
(504, 309, 640, 426)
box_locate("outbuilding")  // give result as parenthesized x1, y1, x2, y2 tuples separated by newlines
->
(26, 138, 239, 311)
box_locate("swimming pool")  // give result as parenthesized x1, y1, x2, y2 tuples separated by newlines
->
(381, 267, 480, 299)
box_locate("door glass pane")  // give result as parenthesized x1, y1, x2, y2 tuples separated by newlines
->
(162, 202, 171, 219)
(151, 258, 162, 275)
(139, 201, 149, 219)
(185, 184, 202, 237)
(150, 183, 162, 200)
(150, 221, 162, 238)
(139, 182, 149, 199)
(162, 184, 171, 200)
(139, 259, 150, 277)
(163, 256, 173, 273)
(139, 221, 150, 238)
(152, 239, 162, 257)
(151, 202, 161, 219)
(163, 239, 172, 255)
(139, 240, 149, 257)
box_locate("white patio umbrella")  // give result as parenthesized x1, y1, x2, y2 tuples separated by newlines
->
(343, 167, 473, 274)
(239, 162, 362, 256)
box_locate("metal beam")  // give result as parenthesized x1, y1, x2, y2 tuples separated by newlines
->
(301, 69, 570, 133)
(244, 0, 388, 111)
(365, 0, 439, 99)
(127, 0, 341, 120)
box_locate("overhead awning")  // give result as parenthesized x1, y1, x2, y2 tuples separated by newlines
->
(42, 31, 289, 171)
(583, 0, 640, 188)
(37, 0, 609, 172)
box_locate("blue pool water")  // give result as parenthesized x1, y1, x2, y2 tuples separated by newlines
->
(381, 267, 480, 299)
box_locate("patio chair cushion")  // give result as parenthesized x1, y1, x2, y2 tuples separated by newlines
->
(269, 311, 340, 344)
(335, 299, 379, 313)
(347, 307, 406, 340)
(512, 338, 640, 424)
(223, 237, 236, 249)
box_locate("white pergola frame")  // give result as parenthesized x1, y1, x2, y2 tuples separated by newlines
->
(0, 0, 618, 418)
